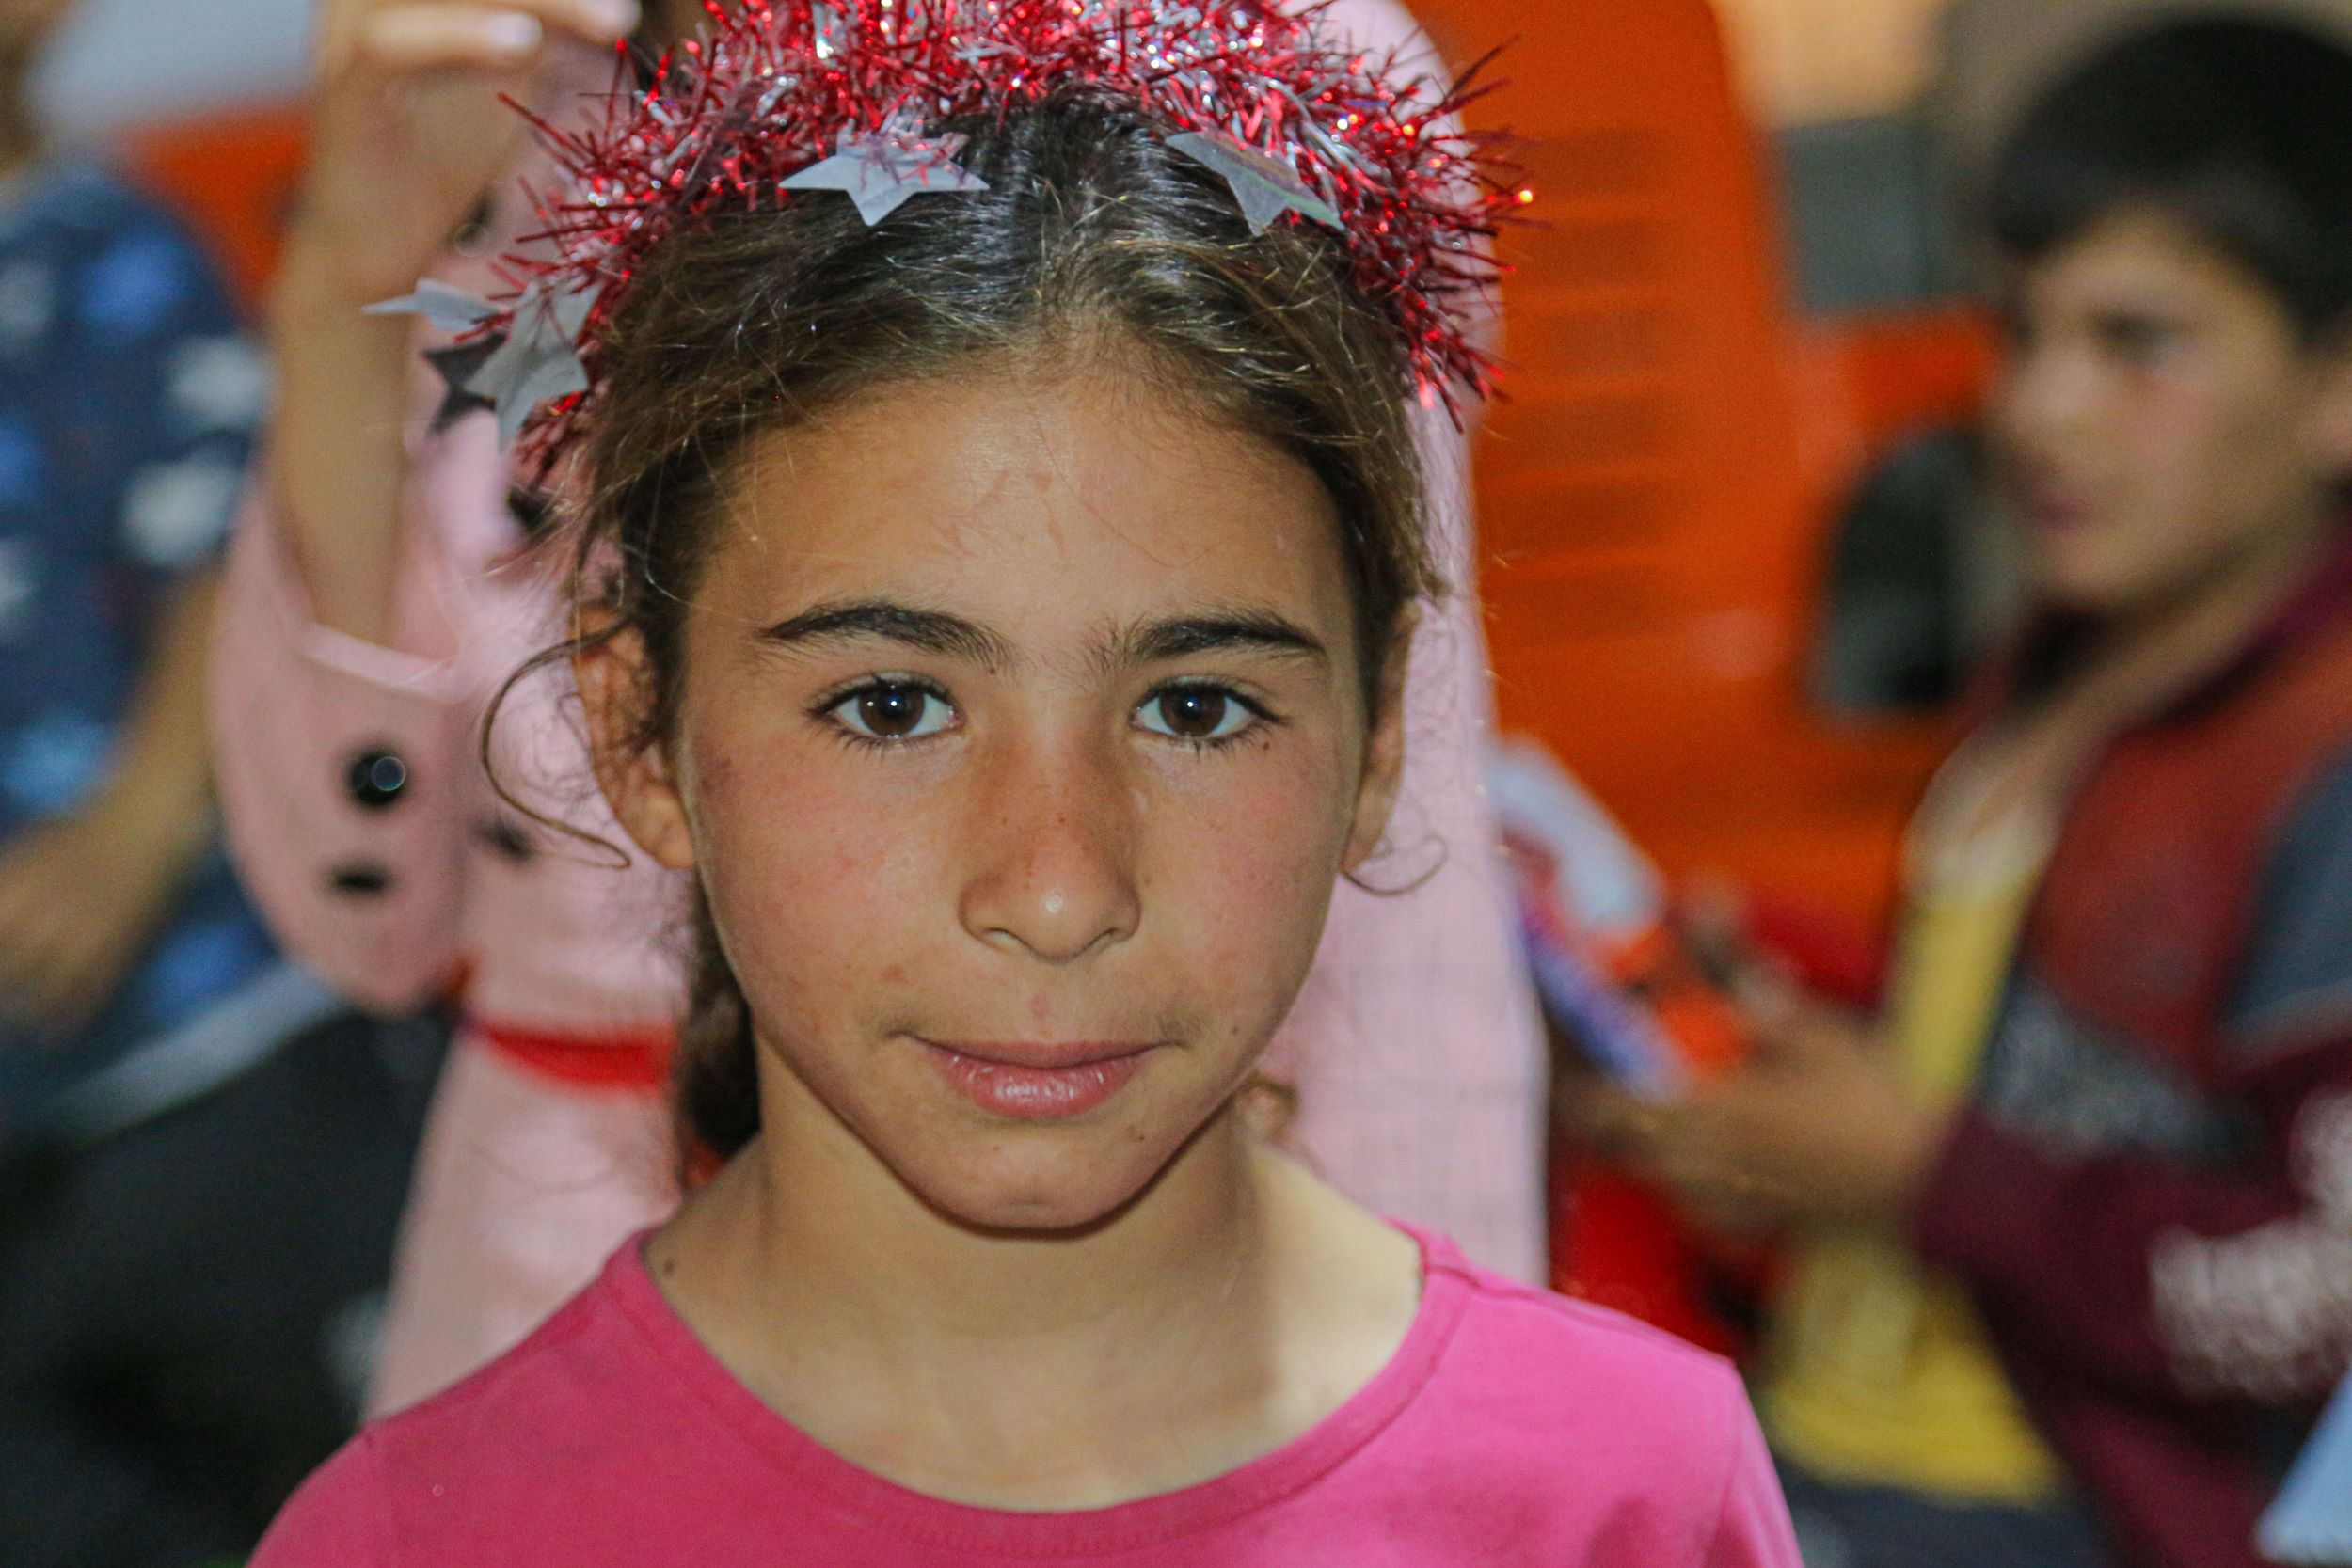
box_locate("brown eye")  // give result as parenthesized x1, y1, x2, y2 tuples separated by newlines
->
(1138, 686, 1252, 741)
(833, 682, 951, 740)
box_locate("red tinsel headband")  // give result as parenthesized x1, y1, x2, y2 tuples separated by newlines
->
(373, 0, 1529, 455)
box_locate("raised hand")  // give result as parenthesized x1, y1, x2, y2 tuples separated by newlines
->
(294, 0, 644, 305)
(268, 1, 642, 644)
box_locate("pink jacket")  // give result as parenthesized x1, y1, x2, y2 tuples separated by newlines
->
(210, 0, 1546, 1280)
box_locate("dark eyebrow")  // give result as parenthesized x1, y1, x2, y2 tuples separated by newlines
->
(757, 599, 1011, 665)
(1118, 611, 1328, 667)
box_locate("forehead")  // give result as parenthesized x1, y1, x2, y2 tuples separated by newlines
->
(698, 363, 1349, 641)
(2015, 206, 2287, 322)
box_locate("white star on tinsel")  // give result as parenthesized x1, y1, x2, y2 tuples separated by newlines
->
(363, 279, 500, 335)
(465, 281, 598, 448)
(368, 278, 598, 448)
(1165, 131, 1341, 234)
(782, 122, 991, 227)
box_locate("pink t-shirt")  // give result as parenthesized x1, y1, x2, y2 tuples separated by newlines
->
(254, 1227, 1799, 1566)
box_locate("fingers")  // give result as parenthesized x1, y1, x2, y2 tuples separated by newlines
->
(1555, 1078, 1668, 1162)
(1735, 970, 1883, 1072)
(0, 920, 97, 1032)
(0, 835, 155, 1034)
(327, 0, 640, 78)
(20, 940, 105, 1033)
(1558, 1072, 1801, 1237)
(1732, 969, 1811, 1065)
(5, 900, 155, 1034)
(1676, 874, 1753, 985)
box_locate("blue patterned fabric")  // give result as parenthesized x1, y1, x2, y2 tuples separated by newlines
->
(0, 161, 273, 1130)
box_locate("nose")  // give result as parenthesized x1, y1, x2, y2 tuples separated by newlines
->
(957, 729, 1141, 964)
(1995, 335, 2101, 455)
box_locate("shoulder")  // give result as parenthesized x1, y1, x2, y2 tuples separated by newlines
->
(369, 1255, 643, 1459)
(1438, 1250, 1750, 1420)
(1419, 1240, 1757, 1473)
(1399, 1246, 1792, 1563)
(269, 1247, 672, 1549)
(251, 1432, 396, 1567)
(2230, 740, 2352, 1060)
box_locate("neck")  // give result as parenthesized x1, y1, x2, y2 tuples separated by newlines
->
(651, 1058, 1314, 1507)
(751, 1075, 1266, 1354)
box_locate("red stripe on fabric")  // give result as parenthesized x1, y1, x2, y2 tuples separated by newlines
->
(474, 1017, 675, 1092)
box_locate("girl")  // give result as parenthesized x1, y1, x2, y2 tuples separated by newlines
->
(216, 0, 1546, 1417)
(253, 3, 1795, 1560)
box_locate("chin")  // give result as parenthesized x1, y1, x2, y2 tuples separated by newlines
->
(898, 1132, 1184, 1236)
(2027, 543, 2136, 617)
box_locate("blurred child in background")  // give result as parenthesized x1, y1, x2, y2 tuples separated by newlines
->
(0, 0, 274, 1159)
(1588, 20, 2352, 1568)
(0, 1, 426, 1560)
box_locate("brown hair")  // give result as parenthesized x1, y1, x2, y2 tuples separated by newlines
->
(558, 87, 1440, 1168)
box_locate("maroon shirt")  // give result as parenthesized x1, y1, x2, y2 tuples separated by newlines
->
(1915, 547, 2352, 1568)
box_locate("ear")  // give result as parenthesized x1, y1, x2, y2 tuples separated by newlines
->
(2303, 326, 2352, 475)
(1340, 617, 1415, 877)
(574, 612, 699, 873)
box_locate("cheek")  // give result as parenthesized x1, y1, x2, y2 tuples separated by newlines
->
(1137, 743, 1357, 998)
(2132, 380, 2304, 528)
(678, 669, 1361, 1067)
(683, 720, 937, 1023)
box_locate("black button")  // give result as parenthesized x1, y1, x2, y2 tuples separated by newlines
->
(328, 863, 393, 896)
(346, 749, 410, 811)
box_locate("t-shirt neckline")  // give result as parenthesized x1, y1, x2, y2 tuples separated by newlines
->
(603, 1217, 1473, 1557)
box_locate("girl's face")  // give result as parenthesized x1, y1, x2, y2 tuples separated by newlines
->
(587, 358, 1406, 1230)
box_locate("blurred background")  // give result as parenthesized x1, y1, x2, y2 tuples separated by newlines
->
(3, 0, 2349, 1563)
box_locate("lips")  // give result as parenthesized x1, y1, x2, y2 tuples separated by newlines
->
(918, 1038, 1157, 1120)
(2011, 470, 2097, 532)
(2024, 492, 2093, 531)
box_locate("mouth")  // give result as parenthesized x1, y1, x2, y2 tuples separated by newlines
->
(917, 1038, 1161, 1121)
(2013, 476, 2097, 534)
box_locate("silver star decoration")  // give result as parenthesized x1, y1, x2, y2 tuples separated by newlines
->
(363, 279, 500, 335)
(782, 124, 991, 227)
(1165, 131, 1342, 234)
(365, 278, 596, 447)
(423, 337, 502, 433)
(465, 281, 597, 449)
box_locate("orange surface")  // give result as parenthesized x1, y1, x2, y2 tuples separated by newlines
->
(1413, 0, 1973, 942)
(114, 103, 308, 317)
(1405, 0, 1993, 1326)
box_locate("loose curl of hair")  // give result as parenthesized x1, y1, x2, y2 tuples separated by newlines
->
(520, 88, 1443, 1173)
